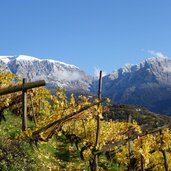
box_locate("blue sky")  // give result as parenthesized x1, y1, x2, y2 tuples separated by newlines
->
(0, 0, 171, 76)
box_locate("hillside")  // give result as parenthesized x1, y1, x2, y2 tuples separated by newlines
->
(0, 111, 91, 170)
(1, 71, 171, 170)
(105, 104, 171, 131)
(1, 101, 171, 170)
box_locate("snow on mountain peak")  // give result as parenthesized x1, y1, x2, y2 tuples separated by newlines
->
(46, 59, 79, 69)
(0, 55, 41, 64)
(0, 56, 12, 64)
(145, 50, 168, 64)
(17, 55, 79, 69)
(0, 55, 79, 69)
(145, 56, 168, 63)
(16, 55, 42, 61)
(122, 63, 134, 71)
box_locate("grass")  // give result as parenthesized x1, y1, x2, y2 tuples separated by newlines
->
(0, 109, 35, 138)
(0, 110, 126, 171)
(0, 111, 90, 170)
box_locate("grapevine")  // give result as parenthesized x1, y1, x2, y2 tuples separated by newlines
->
(1, 72, 171, 170)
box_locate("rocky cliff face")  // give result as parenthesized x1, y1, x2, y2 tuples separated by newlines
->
(95, 56, 171, 115)
(0, 55, 94, 95)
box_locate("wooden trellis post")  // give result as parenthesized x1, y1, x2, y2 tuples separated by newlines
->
(0, 79, 46, 131)
(93, 70, 102, 171)
(140, 139, 145, 171)
(29, 94, 37, 126)
(127, 113, 134, 171)
(160, 130, 169, 171)
(22, 78, 27, 131)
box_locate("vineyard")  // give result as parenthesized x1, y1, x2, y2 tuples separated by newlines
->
(0, 71, 171, 171)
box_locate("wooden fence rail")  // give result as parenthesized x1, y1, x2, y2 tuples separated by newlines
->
(0, 80, 45, 96)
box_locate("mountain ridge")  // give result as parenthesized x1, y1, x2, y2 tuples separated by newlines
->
(1, 55, 171, 115)
(0, 55, 94, 95)
(98, 56, 171, 115)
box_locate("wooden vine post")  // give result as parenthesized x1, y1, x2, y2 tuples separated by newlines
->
(93, 70, 102, 171)
(0, 79, 46, 131)
(140, 139, 145, 171)
(160, 130, 169, 171)
(22, 78, 27, 131)
(127, 113, 134, 171)
(29, 94, 37, 126)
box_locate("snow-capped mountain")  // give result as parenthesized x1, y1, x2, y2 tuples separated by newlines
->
(92, 56, 171, 115)
(0, 55, 94, 94)
(1, 54, 171, 115)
